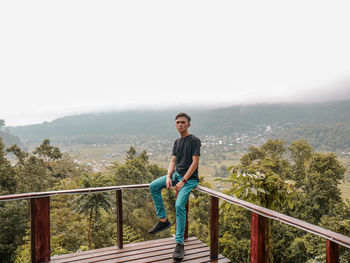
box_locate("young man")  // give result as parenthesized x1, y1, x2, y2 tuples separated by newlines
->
(148, 112, 201, 260)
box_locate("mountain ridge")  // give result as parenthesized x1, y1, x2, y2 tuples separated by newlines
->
(8, 100, 350, 151)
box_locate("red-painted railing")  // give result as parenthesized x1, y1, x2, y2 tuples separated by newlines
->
(1, 184, 350, 263)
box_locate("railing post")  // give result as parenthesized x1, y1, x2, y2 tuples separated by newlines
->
(210, 196, 219, 260)
(251, 212, 266, 263)
(116, 189, 123, 249)
(184, 199, 189, 239)
(30, 197, 50, 263)
(326, 240, 339, 263)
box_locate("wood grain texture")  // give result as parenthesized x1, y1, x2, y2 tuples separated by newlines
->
(49, 236, 231, 263)
(116, 190, 123, 249)
(31, 197, 50, 263)
(210, 196, 219, 260)
(326, 240, 339, 263)
(251, 212, 266, 263)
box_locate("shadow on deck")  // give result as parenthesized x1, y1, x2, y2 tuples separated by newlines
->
(49, 237, 231, 263)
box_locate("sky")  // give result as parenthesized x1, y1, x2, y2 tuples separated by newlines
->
(1, 0, 350, 126)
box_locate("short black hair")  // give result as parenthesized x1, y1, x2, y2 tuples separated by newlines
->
(175, 112, 191, 123)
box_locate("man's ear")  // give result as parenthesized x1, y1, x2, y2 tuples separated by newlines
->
(188, 123, 191, 128)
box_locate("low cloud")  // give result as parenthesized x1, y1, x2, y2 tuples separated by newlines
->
(288, 78, 350, 103)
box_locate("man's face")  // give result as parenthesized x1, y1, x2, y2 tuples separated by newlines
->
(175, 117, 190, 133)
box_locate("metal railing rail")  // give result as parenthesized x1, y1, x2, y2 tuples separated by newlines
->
(0, 184, 150, 201)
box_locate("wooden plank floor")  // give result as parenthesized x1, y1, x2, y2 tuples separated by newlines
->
(49, 236, 231, 263)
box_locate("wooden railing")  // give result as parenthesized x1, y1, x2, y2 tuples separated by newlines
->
(1, 184, 350, 263)
(195, 185, 350, 263)
(0, 184, 148, 263)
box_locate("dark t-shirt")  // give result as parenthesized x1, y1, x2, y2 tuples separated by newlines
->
(171, 134, 201, 181)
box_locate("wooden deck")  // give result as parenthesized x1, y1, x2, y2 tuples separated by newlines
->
(49, 236, 231, 263)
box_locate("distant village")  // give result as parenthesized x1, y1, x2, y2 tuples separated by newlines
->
(68, 123, 290, 173)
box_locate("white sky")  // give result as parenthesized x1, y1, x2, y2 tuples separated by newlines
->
(1, 0, 350, 126)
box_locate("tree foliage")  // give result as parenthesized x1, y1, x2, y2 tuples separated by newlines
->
(33, 139, 62, 161)
(1, 139, 349, 263)
(217, 140, 295, 262)
(212, 139, 348, 262)
(71, 173, 112, 249)
(0, 139, 78, 262)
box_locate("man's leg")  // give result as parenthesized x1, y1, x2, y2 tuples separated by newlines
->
(149, 175, 168, 219)
(174, 179, 199, 244)
(148, 173, 177, 234)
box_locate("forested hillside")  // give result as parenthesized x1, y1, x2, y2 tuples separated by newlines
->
(8, 100, 350, 151)
(0, 119, 24, 149)
(0, 131, 23, 149)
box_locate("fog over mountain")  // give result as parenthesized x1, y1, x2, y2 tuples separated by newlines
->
(290, 79, 350, 103)
(7, 100, 350, 151)
(3, 83, 350, 127)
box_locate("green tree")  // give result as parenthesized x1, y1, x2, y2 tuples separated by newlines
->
(218, 204, 251, 262)
(125, 146, 136, 160)
(290, 152, 346, 225)
(243, 140, 290, 180)
(123, 226, 144, 244)
(6, 139, 64, 193)
(6, 144, 28, 166)
(138, 149, 149, 162)
(218, 140, 295, 263)
(71, 173, 112, 249)
(49, 166, 95, 254)
(107, 149, 174, 240)
(0, 138, 17, 195)
(33, 139, 62, 161)
(188, 177, 212, 242)
(0, 200, 29, 263)
(288, 139, 313, 187)
(2, 139, 70, 262)
(0, 139, 26, 262)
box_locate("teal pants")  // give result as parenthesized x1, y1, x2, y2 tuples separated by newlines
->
(149, 171, 199, 244)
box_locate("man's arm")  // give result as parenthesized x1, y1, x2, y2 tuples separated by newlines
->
(167, 156, 176, 177)
(166, 156, 176, 189)
(174, 155, 199, 191)
(182, 155, 199, 181)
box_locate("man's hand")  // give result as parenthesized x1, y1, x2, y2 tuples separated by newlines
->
(166, 175, 172, 189)
(175, 181, 185, 191)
